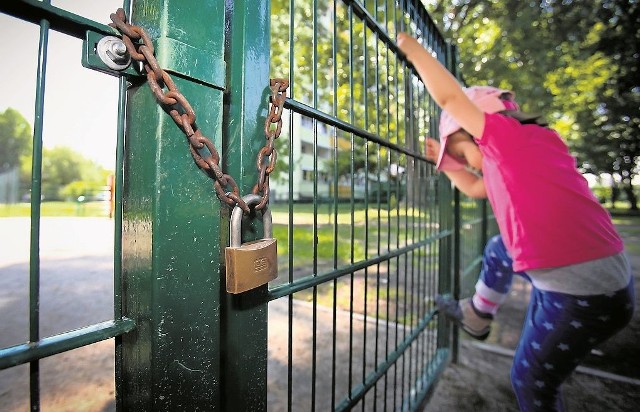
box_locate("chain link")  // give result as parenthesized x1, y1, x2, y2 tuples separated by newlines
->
(109, 8, 288, 213)
(253, 78, 288, 210)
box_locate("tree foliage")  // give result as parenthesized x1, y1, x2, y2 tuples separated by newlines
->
(2, 111, 113, 201)
(33, 146, 109, 200)
(0, 108, 32, 174)
(425, 0, 639, 208)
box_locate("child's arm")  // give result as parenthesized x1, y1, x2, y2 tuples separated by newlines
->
(397, 33, 485, 140)
(425, 137, 486, 198)
(445, 170, 487, 199)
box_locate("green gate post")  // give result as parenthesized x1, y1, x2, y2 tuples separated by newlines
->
(120, 1, 226, 409)
(222, 0, 272, 409)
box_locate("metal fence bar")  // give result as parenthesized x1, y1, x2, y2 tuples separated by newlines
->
(269, 233, 449, 299)
(113, 73, 127, 412)
(282, 99, 429, 160)
(27, 7, 50, 410)
(348, 3, 356, 399)
(286, 0, 296, 410)
(330, 3, 340, 409)
(0, 319, 135, 370)
(362, 14, 370, 411)
(0, 0, 115, 38)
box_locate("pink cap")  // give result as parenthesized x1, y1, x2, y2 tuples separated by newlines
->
(436, 86, 517, 171)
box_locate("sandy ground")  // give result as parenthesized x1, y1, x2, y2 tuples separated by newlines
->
(1, 216, 638, 411)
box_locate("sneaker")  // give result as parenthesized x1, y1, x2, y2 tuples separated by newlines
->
(436, 295, 493, 341)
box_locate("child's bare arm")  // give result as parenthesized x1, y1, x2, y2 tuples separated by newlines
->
(444, 169, 487, 199)
(425, 137, 486, 198)
(397, 33, 486, 140)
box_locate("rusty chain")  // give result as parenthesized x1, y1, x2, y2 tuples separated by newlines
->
(109, 8, 288, 213)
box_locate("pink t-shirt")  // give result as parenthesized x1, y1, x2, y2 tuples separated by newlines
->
(478, 113, 623, 272)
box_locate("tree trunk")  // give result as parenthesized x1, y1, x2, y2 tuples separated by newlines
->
(624, 182, 638, 210)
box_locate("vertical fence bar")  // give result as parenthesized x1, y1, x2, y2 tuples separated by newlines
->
(28, 5, 52, 408)
(372, 20, 382, 411)
(114, 11, 132, 407)
(311, 2, 319, 411)
(448, 40, 463, 363)
(361, 18, 370, 411)
(113, 73, 127, 412)
(348, 2, 355, 398)
(287, 1, 296, 410)
(330, 3, 339, 410)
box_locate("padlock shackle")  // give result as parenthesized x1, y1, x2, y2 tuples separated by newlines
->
(229, 194, 273, 248)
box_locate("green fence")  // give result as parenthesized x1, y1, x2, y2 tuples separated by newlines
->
(0, 0, 495, 410)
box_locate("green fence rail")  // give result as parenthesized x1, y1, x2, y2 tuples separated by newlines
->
(0, 0, 496, 410)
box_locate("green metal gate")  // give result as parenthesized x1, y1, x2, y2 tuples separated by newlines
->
(0, 0, 495, 410)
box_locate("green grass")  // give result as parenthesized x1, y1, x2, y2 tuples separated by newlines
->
(0, 201, 113, 218)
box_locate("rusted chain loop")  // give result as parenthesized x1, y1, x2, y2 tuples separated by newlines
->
(269, 97, 284, 124)
(161, 71, 178, 91)
(217, 180, 249, 213)
(270, 78, 290, 92)
(147, 73, 177, 105)
(119, 35, 143, 61)
(109, 10, 138, 40)
(188, 133, 207, 150)
(265, 150, 277, 174)
(252, 78, 288, 210)
(140, 46, 163, 82)
(108, 8, 288, 210)
(214, 181, 241, 209)
(257, 146, 277, 175)
(136, 28, 155, 55)
(181, 115, 195, 137)
(188, 135, 220, 171)
(264, 113, 283, 138)
(269, 79, 288, 120)
(166, 91, 197, 125)
(167, 108, 184, 129)
(199, 137, 221, 167)
(252, 184, 270, 211)
(257, 162, 268, 190)
(209, 160, 225, 181)
(188, 145, 212, 171)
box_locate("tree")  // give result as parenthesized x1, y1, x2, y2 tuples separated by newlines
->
(425, 0, 638, 208)
(21, 146, 109, 201)
(592, 0, 639, 208)
(0, 108, 32, 174)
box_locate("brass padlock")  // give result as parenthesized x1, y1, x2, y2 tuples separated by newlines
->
(225, 194, 278, 293)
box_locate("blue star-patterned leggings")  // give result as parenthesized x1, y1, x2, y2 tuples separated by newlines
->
(476, 235, 635, 411)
